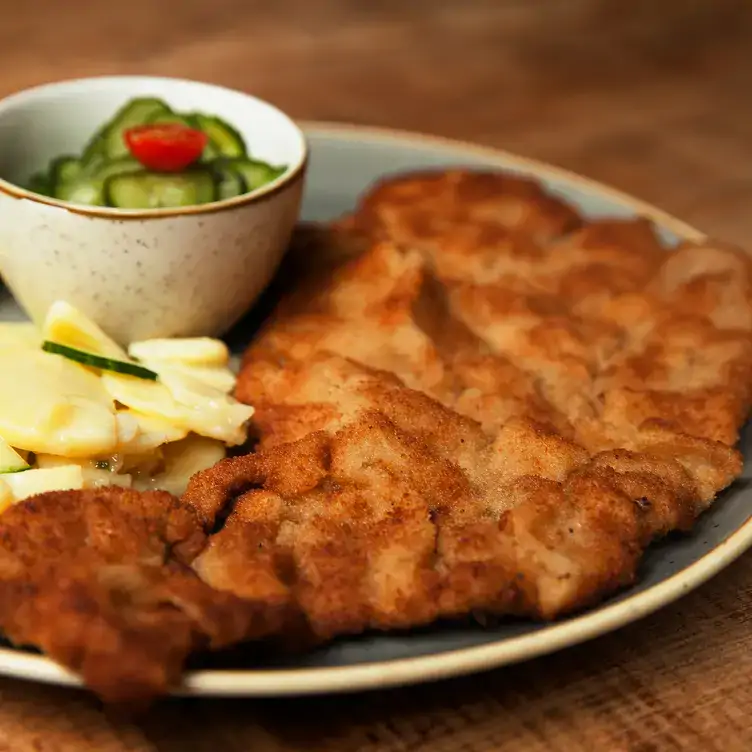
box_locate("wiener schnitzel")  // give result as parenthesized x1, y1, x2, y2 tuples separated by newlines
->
(188, 353, 740, 638)
(187, 170, 752, 640)
(0, 169, 750, 704)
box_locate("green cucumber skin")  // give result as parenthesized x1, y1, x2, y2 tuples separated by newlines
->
(191, 114, 247, 159)
(104, 169, 217, 210)
(81, 134, 107, 167)
(54, 180, 104, 206)
(53, 157, 142, 206)
(51, 156, 83, 186)
(183, 114, 220, 161)
(0, 465, 31, 475)
(212, 163, 247, 201)
(225, 158, 288, 191)
(41, 341, 158, 381)
(146, 113, 195, 128)
(27, 171, 54, 197)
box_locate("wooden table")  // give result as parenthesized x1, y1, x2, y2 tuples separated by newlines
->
(2, 2, 752, 749)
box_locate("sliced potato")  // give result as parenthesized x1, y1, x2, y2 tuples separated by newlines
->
(43, 300, 127, 359)
(0, 305, 250, 493)
(155, 368, 253, 445)
(84, 469, 133, 489)
(4, 465, 84, 501)
(0, 322, 41, 350)
(115, 450, 165, 477)
(0, 478, 14, 514)
(141, 359, 236, 393)
(35, 453, 132, 489)
(116, 409, 189, 454)
(0, 350, 116, 456)
(129, 337, 229, 367)
(105, 368, 252, 445)
(114, 410, 140, 447)
(101, 372, 186, 422)
(133, 434, 226, 496)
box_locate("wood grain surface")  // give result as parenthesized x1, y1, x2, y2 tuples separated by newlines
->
(1, 2, 752, 749)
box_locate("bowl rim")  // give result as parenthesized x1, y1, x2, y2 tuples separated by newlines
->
(0, 75, 309, 220)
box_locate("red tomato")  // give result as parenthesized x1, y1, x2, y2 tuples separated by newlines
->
(123, 124, 209, 172)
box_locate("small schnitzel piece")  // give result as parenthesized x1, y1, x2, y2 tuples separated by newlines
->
(0, 488, 291, 705)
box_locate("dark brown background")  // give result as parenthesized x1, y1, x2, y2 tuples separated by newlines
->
(1, 2, 752, 749)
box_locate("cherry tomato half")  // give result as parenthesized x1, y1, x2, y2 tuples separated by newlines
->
(123, 124, 209, 172)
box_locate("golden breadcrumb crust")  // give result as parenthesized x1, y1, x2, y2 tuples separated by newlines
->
(194, 170, 751, 640)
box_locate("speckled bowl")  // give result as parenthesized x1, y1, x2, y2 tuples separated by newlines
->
(0, 76, 307, 343)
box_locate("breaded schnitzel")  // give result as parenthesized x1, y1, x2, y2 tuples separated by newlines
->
(0, 488, 292, 704)
(187, 170, 752, 641)
(188, 353, 739, 639)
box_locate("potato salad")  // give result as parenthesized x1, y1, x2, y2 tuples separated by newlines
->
(0, 301, 253, 510)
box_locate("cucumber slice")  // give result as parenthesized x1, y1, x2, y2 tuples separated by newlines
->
(182, 114, 218, 160)
(93, 157, 141, 179)
(201, 142, 221, 161)
(86, 97, 173, 162)
(51, 156, 83, 185)
(54, 158, 141, 207)
(104, 169, 216, 209)
(227, 158, 287, 191)
(50, 155, 90, 204)
(146, 112, 195, 128)
(42, 341, 158, 380)
(81, 132, 108, 167)
(27, 170, 54, 197)
(0, 436, 30, 474)
(191, 114, 247, 158)
(86, 157, 143, 200)
(211, 162, 247, 201)
(55, 178, 104, 206)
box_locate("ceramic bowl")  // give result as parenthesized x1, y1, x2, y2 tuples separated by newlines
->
(0, 76, 307, 343)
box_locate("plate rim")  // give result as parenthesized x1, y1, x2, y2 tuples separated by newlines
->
(2, 121, 749, 698)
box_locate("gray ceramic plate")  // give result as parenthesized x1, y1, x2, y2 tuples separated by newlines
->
(1, 123, 750, 697)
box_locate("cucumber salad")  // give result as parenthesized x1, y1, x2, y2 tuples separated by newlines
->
(27, 97, 287, 209)
(0, 301, 254, 511)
